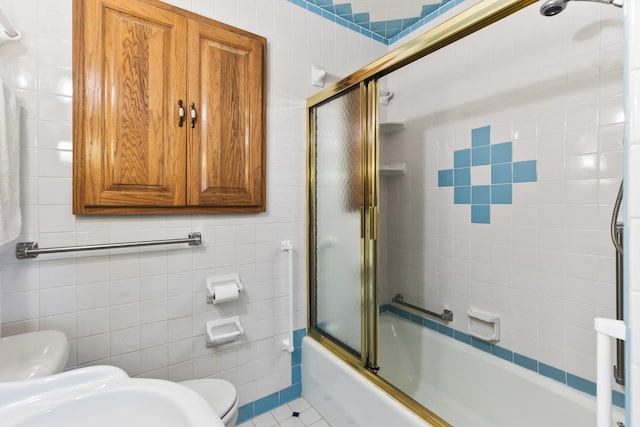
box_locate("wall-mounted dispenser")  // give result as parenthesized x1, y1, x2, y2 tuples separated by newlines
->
(206, 317, 244, 346)
(205, 273, 243, 304)
(467, 307, 500, 342)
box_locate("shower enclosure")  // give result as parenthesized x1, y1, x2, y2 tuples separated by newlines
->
(307, 0, 625, 425)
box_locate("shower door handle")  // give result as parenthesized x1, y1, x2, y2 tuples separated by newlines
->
(360, 206, 378, 240)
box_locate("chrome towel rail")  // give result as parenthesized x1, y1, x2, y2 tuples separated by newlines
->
(16, 232, 202, 259)
(391, 294, 453, 322)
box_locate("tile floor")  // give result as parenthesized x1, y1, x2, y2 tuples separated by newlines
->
(237, 397, 329, 427)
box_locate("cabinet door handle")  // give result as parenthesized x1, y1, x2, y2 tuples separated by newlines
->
(190, 102, 197, 128)
(178, 100, 185, 127)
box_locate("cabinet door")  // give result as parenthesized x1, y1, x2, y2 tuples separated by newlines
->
(73, 0, 187, 213)
(186, 19, 266, 210)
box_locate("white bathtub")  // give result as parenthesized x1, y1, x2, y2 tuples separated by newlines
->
(303, 312, 625, 427)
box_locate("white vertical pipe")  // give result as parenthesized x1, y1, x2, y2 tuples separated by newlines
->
(281, 240, 294, 353)
(594, 318, 625, 427)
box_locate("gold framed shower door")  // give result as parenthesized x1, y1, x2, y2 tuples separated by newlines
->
(306, 0, 538, 425)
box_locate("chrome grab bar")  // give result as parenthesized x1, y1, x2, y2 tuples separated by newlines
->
(16, 232, 202, 259)
(391, 293, 453, 322)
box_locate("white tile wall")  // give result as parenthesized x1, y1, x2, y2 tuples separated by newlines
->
(0, 0, 386, 407)
(381, 1, 625, 392)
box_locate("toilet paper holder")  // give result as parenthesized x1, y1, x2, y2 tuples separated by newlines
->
(206, 316, 245, 346)
(206, 273, 244, 303)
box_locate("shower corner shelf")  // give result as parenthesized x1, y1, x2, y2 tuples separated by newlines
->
(380, 163, 406, 176)
(380, 121, 405, 134)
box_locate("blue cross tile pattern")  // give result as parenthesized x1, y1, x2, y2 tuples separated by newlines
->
(438, 125, 537, 224)
(288, 0, 468, 45)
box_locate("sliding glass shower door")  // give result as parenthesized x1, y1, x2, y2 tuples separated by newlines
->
(308, 82, 378, 367)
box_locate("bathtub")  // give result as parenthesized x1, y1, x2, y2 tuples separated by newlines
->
(303, 312, 625, 427)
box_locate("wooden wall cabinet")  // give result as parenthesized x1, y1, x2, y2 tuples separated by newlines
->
(73, 0, 266, 214)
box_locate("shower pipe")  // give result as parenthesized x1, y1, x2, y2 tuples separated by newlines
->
(611, 180, 625, 385)
(391, 294, 453, 322)
(15, 233, 202, 259)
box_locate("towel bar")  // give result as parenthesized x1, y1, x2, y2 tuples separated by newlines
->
(16, 232, 202, 259)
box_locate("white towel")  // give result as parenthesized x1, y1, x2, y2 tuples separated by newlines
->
(0, 78, 21, 246)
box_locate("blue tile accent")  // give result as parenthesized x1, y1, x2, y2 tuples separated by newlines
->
(437, 125, 536, 223)
(454, 186, 470, 204)
(567, 373, 596, 396)
(438, 169, 454, 187)
(388, 304, 398, 314)
(379, 304, 389, 313)
(353, 12, 370, 24)
(454, 330, 472, 345)
(398, 308, 411, 320)
(539, 363, 567, 384)
(254, 392, 280, 416)
(613, 390, 625, 408)
(471, 337, 492, 353)
(370, 21, 385, 33)
(410, 313, 424, 326)
(491, 184, 512, 204)
(471, 205, 490, 224)
(334, 3, 352, 15)
(237, 404, 254, 424)
(294, 329, 306, 349)
(437, 324, 454, 337)
(280, 383, 302, 404)
(454, 168, 470, 186)
(423, 318, 438, 331)
(288, 0, 471, 45)
(514, 353, 538, 372)
(491, 142, 513, 164)
(472, 126, 491, 147)
(513, 160, 537, 182)
(472, 146, 490, 166)
(491, 163, 512, 184)
(454, 149, 471, 168)
(291, 347, 302, 366)
(292, 365, 302, 384)
(472, 185, 490, 204)
(492, 345, 514, 362)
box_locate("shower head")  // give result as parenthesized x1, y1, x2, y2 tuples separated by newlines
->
(539, 0, 623, 16)
(539, 0, 569, 15)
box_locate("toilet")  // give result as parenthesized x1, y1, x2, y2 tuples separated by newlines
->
(180, 379, 239, 427)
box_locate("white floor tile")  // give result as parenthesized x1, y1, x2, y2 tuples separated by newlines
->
(287, 397, 311, 413)
(244, 398, 330, 427)
(271, 404, 295, 422)
(299, 408, 322, 426)
(253, 411, 278, 427)
(279, 417, 305, 427)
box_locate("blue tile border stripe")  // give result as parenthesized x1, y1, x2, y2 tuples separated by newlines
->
(237, 328, 307, 424)
(287, 0, 470, 45)
(379, 304, 625, 408)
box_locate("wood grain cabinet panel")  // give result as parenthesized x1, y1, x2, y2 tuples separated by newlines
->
(73, 0, 266, 214)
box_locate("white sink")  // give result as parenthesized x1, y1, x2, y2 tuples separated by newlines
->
(0, 366, 224, 427)
(0, 330, 69, 381)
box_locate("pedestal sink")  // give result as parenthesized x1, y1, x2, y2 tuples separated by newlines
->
(0, 366, 224, 427)
(0, 330, 69, 381)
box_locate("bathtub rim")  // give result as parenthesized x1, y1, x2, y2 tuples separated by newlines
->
(306, 327, 451, 427)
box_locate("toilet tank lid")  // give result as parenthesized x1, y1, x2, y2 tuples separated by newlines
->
(180, 379, 237, 418)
